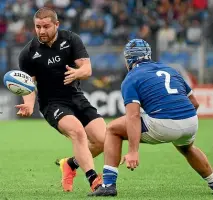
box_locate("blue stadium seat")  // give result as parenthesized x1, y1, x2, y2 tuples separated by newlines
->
(160, 51, 190, 68)
(90, 53, 123, 69)
(88, 35, 105, 46)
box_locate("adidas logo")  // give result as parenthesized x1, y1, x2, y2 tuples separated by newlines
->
(60, 41, 69, 50)
(32, 52, 41, 59)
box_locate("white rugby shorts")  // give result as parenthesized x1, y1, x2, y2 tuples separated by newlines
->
(140, 114, 198, 146)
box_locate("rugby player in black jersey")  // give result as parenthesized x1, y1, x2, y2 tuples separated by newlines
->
(16, 7, 105, 193)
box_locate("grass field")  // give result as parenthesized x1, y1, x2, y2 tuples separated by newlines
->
(0, 119, 212, 200)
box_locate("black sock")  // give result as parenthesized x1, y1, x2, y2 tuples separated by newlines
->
(86, 169, 98, 186)
(67, 157, 79, 171)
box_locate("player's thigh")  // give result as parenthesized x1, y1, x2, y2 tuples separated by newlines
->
(75, 104, 105, 143)
(85, 117, 106, 144)
(42, 103, 85, 137)
(42, 103, 72, 130)
(107, 116, 128, 139)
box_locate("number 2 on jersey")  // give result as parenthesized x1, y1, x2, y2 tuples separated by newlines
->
(156, 71, 178, 94)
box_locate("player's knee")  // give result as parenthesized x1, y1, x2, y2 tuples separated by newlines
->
(58, 116, 87, 141)
(95, 141, 104, 151)
(95, 137, 104, 149)
(89, 140, 104, 152)
(106, 123, 126, 138)
(65, 127, 87, 141)
(106, 123, 115, 135)
(89, 136, 104, 151)
(89, 133, 104, 150)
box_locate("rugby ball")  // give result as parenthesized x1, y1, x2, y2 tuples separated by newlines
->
(3, 70, 35, 96)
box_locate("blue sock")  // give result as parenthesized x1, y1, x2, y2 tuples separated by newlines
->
(103, 165, 118, 187)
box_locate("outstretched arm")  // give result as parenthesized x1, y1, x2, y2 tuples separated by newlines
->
(15, 76, 36, 117)
(18, 45, 37, 116)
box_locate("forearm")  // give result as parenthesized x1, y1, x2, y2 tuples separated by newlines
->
(23, 91, 36, 107)
(126, 114, 141, 152)
(76, 64, 92, 80)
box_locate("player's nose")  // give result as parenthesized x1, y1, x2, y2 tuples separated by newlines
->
(40, 28, 46, 34)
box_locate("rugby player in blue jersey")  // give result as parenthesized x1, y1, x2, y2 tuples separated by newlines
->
(89, 39, 213, 197)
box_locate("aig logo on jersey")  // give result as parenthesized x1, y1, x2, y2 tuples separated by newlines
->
(48, 56, 61, 65)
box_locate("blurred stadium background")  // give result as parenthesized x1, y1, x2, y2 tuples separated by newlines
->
(0, 0, 212, 199)
(0, 0, 213, 119)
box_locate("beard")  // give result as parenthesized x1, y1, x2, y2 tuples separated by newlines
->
(38, 30, 57, 44)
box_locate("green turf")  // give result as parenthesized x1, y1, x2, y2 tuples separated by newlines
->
(0, 119, 212, 200)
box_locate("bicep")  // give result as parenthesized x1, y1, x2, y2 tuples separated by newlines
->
(125, 103, 141, 118)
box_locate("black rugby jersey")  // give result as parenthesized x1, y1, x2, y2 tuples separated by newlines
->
(18, 30, 89, 110)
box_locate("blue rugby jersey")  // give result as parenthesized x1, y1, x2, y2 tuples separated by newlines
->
(121, 61, 196, 119)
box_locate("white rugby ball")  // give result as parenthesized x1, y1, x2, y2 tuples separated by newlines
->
(3, 70, 35, 96)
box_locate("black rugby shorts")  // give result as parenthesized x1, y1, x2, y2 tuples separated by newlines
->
(41, 97, 101, 131)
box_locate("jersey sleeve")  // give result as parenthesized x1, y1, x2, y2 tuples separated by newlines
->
(183, 79, 193, 96)
(121, 79, 140, 106)
(176, 69, 193, 97)
(70, 32, 89, 60)
(18, 47, 35, 77)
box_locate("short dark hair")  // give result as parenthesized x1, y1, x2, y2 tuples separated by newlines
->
(34, 7, 58, 23)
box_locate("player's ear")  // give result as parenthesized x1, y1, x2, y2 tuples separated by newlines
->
(55, 21, 59, 29)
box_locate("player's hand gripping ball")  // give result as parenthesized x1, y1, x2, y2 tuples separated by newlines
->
(3, 70, 36, 96)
